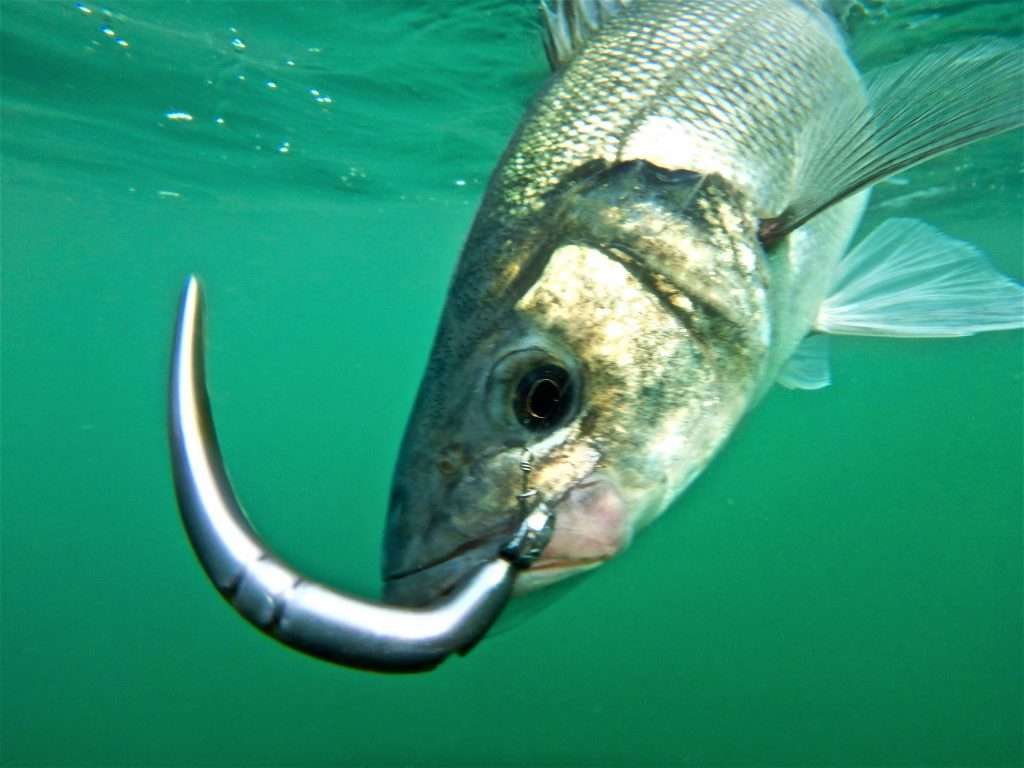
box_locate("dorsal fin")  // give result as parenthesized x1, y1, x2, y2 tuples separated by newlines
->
(540, 0, 632, 70)
(759, 41, 1024, 249)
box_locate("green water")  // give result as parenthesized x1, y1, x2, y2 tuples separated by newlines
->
(1, 2, 1021, 766)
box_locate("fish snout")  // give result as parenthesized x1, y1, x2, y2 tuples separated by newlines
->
(381, 489, 513, 606)
(383, 442, 543, 605)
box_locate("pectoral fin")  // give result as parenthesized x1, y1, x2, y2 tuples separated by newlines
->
(777, 334, 832, 390)
(816, 218, 1024, 338)
(760, 42, 1023, 247)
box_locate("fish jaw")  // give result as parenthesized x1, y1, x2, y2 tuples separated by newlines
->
(382, 459, 632, 605)
(382, 544, 503, 607)
(381, 445, 523, 607)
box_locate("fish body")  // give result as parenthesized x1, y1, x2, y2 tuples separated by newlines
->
(494, 0, 870, 383)
(382, 0, 1023, 604)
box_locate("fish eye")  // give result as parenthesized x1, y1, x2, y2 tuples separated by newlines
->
(514, 363, 573, 430)
(486, 347, 580, 433)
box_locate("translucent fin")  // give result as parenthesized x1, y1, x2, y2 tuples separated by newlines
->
(816, 218, 1024, 337)
(540, 0, 631, 70)
(760, 41, 1024, 245)
(490, 572, 590, 637)
(777, 334, 832, 390)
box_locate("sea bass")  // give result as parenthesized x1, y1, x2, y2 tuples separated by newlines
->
(382, 0, 1024, 605)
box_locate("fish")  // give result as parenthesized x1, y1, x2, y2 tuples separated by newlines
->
(381, 0, 1024, 606)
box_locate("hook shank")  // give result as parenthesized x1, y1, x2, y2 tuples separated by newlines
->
(168, 276, 519, 672)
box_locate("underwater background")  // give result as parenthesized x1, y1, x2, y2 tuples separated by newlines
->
(1, 1, 1021, 766)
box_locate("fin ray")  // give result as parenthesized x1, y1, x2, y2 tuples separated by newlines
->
(816, 218, 1024, 337)
(762, 41, 1024, 244)
(540, 0, 631, 70)
(777, 334, 832, 390)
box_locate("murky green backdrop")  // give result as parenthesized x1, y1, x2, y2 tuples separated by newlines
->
(2, 2, 1022, 766)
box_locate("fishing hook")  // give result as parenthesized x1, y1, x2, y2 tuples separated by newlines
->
(168, 276, 553, 672)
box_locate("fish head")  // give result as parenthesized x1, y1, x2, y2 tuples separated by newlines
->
(383, 161, 771, 605)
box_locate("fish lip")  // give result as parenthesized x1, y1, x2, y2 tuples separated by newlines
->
(530, 554, 610, 571)
(381, 519, 518, 606)
(382, 547, 494, 606)
(380, 479, 598, 586)
(383, 537, 611, 605)
(381, 518, 517, 583)
(382, 472, 620, 605)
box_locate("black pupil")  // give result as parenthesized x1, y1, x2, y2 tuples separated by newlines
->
(514, 364, 572, 429)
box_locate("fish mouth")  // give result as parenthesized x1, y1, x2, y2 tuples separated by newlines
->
(382, 534, 610, 605)
(383, 548, 493, 606)
(382, 522, 516, 607)
(383, 473, 629, 605)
